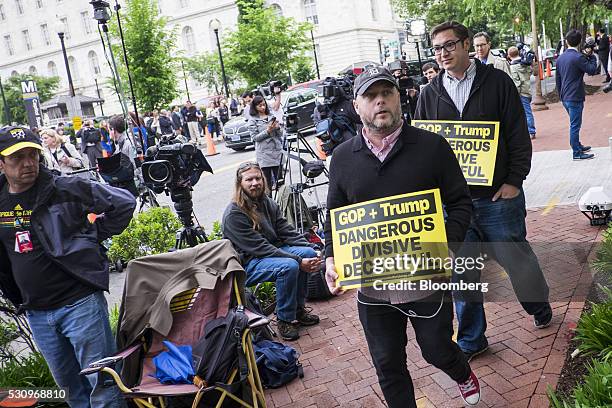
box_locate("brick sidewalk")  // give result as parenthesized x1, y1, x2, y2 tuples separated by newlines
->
(532, 74, 612, 153)
(263, 205, 606, 408)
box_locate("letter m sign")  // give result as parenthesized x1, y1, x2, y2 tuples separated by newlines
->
(21, 80, 38, 94)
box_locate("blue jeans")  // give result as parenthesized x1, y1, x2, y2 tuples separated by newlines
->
(520, 96, 536, 135)
(27, 292, 125, 408)
(245, 245, 317, 322)
(562, 100, 584, 155)
(453, 190, 550, 353)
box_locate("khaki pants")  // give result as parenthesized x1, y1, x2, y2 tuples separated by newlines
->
(187, 122, 200, 142)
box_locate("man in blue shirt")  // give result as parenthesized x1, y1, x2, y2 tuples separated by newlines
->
(556, 29, 598, 160)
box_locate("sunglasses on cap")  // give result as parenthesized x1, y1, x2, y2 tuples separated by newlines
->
(236, 161, 260, 174)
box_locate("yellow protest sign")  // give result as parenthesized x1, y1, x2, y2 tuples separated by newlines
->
(411, 120, 500, 186)
(72, 116, 83, 132)
(331, 189, 450, 290)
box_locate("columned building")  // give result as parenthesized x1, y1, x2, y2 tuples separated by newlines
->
(0, 0, 407, 121)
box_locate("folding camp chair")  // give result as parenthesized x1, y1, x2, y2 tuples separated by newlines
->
(80, 241, 268, 408)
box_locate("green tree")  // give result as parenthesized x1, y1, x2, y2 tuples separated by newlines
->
(183, 52, 238, 95)
(391, 0, 610, 51)
(292, 56, 316, 84)
(0, 74, 60, 125)
(224, 0, 313, 88)
(109, 0, 178, 112)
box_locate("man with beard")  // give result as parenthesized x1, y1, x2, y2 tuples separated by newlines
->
(222, 162, 322, 341)
(324, 67, 480, 407)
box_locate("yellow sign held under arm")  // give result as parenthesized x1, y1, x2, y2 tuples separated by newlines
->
(412, 120, 500, 186)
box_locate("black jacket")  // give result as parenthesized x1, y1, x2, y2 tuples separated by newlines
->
(598, 34, 610, 56)
(324, 122, 472, 258)
(0, 168, 136, 308)
(415, 60, 532, 199)
(222, 198, 315, 266)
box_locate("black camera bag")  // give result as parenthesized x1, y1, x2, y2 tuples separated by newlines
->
(192, 305, 250, 387)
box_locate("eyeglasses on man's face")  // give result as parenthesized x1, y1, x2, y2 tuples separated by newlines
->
(431, 38, 465, 55)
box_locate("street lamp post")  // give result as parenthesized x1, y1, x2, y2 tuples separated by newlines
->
(180, 60, 191, 101)
(310, 30, 321, 79)
(94, 76, 104, 116)
(408, 19, 426, 73)
(0, 76, 11, 125)
(55, 21, 82, 119)
(529, 0, 548, 110)
(211, 20, 229, 98)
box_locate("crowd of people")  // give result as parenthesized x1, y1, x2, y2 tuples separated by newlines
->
(1, 18, 611, 408)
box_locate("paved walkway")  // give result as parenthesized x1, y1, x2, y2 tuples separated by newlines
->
(264, 205, 606, 408)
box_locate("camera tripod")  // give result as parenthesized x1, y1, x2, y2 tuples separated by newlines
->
(275, 130, 329, 234)
(168, 187, 208, 250)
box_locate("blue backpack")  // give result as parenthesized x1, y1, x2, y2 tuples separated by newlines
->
(253, 340, 303, 388)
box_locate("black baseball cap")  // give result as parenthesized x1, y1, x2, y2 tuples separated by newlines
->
(353, 66, 399, 97)
(0, 126, 43, 156)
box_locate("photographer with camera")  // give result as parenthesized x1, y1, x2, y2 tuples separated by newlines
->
(556, 29, 598, 160)
(249, 96, 283, 191)
(389, 60, 419, 120)
(104, 115, 138, 197)
(508, 46, 537, 139)
(77, 120, 103, 169)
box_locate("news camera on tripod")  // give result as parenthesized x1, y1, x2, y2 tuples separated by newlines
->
(141, 134, 213, 249)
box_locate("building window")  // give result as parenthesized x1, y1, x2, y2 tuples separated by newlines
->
(10, 70, 18, 77)
(15, 0, 23, 14)
(182, 26, 196, 54)
(88, 50, 101, 75)
(40, 24, 51, 46)
(179, 0, 188, 6)
(29, 66, 37, 75)
(36, 0, 43, 8)
(48, 61, 58, 77)
(0, 4, 5, 20)
(60, 17, 70, 39)
(4, 34, 14, 56)
(68, 56, 79, 79)
(370, 0, 378, 21)
(81, 11, 93, 35)
(303, 0, 318, 25)
(270, 3, 282, 17)
(22, 29, 32, 51)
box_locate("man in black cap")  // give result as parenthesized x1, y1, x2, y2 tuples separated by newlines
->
(324, 67, 480, 407)
(0, 126, 134, 407)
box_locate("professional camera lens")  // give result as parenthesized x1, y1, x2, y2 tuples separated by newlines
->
(142, 160, 173, 185)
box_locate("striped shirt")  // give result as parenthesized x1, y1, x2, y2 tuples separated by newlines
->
(442, 60, 477, 116)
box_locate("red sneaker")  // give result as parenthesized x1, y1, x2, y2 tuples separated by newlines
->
(457, 371, 481, 406)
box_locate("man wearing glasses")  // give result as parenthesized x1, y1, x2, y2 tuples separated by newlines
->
(415, 21, 552, 362)
(473, 32, 511, 76)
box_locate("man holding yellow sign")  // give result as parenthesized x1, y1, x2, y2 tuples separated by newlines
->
(415, 21, 552, 362)
(324, 66, 480, 407)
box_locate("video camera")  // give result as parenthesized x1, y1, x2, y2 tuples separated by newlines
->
(253, 80, 288, 98)
(320, 75, 354, 104)
(141, 135, 213, 226)
(388, 60, 417, 90)
(314, 75, 360, 155)
(516, 43, 536, 66)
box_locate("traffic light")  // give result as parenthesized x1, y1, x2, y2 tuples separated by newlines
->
(384, 44, 390, 58)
